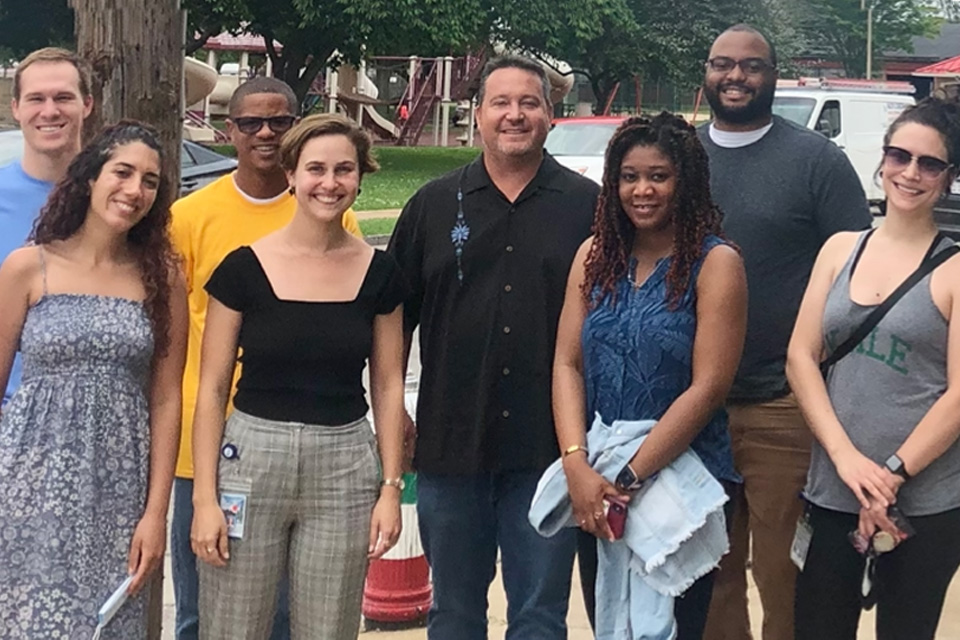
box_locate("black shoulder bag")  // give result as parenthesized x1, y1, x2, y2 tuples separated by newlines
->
(820, 231, 959, 379)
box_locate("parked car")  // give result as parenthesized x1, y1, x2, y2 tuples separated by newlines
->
(545, 116, 626, 184)
(0, 128, 237, 195)
(934, 179, 960, 240)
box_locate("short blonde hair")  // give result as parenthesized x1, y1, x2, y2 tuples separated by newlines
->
(14, 47, 91, 100)
(279, 113, 379, 176)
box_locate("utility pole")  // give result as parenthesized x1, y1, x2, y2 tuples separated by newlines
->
(68, 4, 184, 636)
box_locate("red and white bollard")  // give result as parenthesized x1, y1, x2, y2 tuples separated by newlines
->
(363, 375, 432, 628)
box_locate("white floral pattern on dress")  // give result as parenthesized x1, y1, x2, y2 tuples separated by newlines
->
(0, 294, 153, 639)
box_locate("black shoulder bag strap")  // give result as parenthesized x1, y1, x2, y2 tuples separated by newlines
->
(820, 233, 960, 378)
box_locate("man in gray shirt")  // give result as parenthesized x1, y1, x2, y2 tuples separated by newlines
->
(698, 25, 872, 640)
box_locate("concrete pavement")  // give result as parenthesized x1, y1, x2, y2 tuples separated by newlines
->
(160, 547, 960, 639)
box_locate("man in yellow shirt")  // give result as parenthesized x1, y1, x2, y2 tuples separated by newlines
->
(169, 77, 362, 640)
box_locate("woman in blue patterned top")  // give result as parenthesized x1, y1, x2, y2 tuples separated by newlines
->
(553, 112, 747, 638)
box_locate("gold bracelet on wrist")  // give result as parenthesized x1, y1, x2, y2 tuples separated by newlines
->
(381, 477, 406, 491)
(562, 444, 588, 458)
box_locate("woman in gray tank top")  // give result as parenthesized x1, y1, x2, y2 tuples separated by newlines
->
(786, 98, 960, 640)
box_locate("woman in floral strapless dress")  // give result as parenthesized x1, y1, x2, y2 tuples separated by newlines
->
(0, 121, 187, 639)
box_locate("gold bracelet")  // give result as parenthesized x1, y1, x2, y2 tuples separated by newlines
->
(381, 477, 406, 491)
(562, 444, 588, 458)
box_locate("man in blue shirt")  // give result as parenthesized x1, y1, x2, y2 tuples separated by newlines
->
(0, 47, 92, 404)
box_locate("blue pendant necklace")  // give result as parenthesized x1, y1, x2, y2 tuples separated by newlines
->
(450, 167, 471, 284)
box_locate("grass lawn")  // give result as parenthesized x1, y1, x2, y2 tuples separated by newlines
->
(356, 146, 481, 211)
(358, 216, 399, 238)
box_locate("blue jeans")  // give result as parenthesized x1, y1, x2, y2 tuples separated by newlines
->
(417, 471, 577, 640)
(171, 478, 291, 640)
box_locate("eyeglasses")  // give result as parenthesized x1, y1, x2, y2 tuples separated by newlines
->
(882, 145, 953, 180)
(232, 115, 296, 135)
(705, 57, 774, 76)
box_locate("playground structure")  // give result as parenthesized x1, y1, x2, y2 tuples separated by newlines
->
(184, 32, 577, 146)
(327, 52, 575, 146)
(328, 54, 488, 146)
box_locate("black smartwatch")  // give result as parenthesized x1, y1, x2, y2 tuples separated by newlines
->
(615, 464, 642, 492)
(615, 464, 659, 493)
(885, 454, 911, 480)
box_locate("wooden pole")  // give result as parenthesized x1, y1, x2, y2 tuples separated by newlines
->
(69, 5, 183, 638)
(602, 81, 621, 116)
(70, 0, 184, 194)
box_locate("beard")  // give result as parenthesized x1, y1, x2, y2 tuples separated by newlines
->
(703, 78, 776, 125)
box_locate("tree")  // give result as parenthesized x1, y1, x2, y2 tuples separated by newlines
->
(183, 0, 250, 55)
(929, 0, 960, 20)
(495, 0, 768, 111)
(0, 0, 73, 57)
(68, 5, 184, 635)
(799, 0, 941, 77)
(178, 0, 495, 105)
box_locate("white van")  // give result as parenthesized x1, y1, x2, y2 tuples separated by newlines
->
(772, 78, 915, 202)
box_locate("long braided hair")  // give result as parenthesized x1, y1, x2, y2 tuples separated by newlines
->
(582, 112, 729, 309)
(30, 120, 178, 357)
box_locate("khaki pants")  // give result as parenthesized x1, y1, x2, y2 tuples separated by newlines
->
(703, 394, 812, 640)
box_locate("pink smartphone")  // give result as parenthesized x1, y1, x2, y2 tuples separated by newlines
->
(606, 496, 628, 539)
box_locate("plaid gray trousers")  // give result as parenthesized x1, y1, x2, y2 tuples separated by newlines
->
(199, 410, 380, 639)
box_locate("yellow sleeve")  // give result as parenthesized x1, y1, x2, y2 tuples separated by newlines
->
(342, 207, 363, 238)
(169, 199, 195, 293)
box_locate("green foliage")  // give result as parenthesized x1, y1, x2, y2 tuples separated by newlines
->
(183, 0, 251, 55)
(0, 0, 74, 58)
(9, 0, 945, 118)
(496, 0, 767, 110)
(799, 0, 941, 77)
(931, 0, 960, 20)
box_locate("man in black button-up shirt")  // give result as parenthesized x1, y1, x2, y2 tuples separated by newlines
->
(388, 55, 599, 639)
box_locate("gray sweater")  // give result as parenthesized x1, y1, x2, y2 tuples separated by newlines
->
(698, 116, 872, 402)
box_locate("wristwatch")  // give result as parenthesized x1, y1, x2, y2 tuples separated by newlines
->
(381, 477, 406, 491)
(884, 454, 911, 480)
(615, 464, 658, 493)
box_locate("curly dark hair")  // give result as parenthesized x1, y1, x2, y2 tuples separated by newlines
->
(582, 111, 729, 309)
(30, 120, 178, 357)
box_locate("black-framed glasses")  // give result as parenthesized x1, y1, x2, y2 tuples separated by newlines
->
(232, 115, 296, 135)
(705, 57, 774, 75)
(883, 145, 953, 180)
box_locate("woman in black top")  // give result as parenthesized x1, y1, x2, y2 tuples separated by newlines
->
(190, 114, 407, 640)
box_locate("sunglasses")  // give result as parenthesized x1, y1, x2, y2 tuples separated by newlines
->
(883, 145, 953, 180)
(232, 115, 296, 135)
(705, 57, 774, 76)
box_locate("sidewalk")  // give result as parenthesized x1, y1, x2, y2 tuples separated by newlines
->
(160, 550, 960, 639)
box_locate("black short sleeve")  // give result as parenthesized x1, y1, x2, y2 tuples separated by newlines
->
(204, 247, 253, 312)
(373, 250, 410, 315)
(387, 191, 425, 331)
